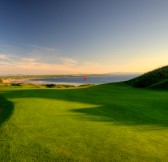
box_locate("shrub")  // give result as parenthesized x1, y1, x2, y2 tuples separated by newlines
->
(45, 84, 56, 88)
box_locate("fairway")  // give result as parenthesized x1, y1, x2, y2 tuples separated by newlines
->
(0, 83, 168, 162)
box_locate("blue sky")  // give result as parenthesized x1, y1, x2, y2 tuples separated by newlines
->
(1, 0, 168, 74)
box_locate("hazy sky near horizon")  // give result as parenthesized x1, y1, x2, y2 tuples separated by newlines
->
(1, 0, 168, 75)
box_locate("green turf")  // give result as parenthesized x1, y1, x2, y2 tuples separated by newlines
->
(0, 83, 168, 162)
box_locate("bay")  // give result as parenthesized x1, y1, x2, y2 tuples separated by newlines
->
(23, 74, 139, 85)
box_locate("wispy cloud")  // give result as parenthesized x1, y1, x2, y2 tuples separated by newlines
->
(0, 54, 8, 59)
(0, 45, 124, 75)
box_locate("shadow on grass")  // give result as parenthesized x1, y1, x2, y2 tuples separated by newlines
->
(2, 83, 168, 128)
(0, 96, 14, 127)
(71, 104, 168, 127)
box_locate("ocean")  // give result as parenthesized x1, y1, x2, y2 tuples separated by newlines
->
(23, 74, 139, 85)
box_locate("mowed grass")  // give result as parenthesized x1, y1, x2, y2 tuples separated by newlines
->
(0, 83, 168, 162)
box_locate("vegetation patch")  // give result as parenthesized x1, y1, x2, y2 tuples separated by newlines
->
(127, 65, 168, 88)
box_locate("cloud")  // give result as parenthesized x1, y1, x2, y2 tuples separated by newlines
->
(59, 57, 78, 66)
(0, 53, 118, 75)
(0, 54, 7, 59)
(0, 46, 122, 75)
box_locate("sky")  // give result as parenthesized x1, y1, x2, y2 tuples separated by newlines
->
(0, 0, 168, 75)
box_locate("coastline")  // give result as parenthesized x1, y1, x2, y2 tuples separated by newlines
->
(5, 78, 85, 86)
(2, 78, 33, 84)
(1, 74, 138, 86)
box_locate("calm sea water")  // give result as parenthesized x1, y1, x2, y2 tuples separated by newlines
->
(24, 74, 139, 85)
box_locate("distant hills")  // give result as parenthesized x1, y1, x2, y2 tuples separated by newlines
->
(127, 65, 168, 89)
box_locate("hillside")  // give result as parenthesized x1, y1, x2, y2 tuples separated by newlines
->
(127, 65, 168, 89)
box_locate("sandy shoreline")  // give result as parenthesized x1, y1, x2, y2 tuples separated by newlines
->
(12, 78, 33, 83)
(2, 78, 32, 84)
(2, 78, 85, 86)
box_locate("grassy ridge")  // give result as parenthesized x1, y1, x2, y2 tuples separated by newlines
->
(0, 83, 168, 161)
(127, 65, 168, 88)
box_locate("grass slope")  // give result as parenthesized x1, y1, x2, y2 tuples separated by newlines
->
(149, 79, 168, 89)
(0, 83, 168, 162)
(127, 65, 168, 88)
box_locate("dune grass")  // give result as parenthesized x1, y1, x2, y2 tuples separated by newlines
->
(0, 83, 168, 162)
(127, 65, 168, 88)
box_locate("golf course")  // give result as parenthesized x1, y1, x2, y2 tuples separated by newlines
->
(1, 67, 168, 162)
(1, 0, 168, 161)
